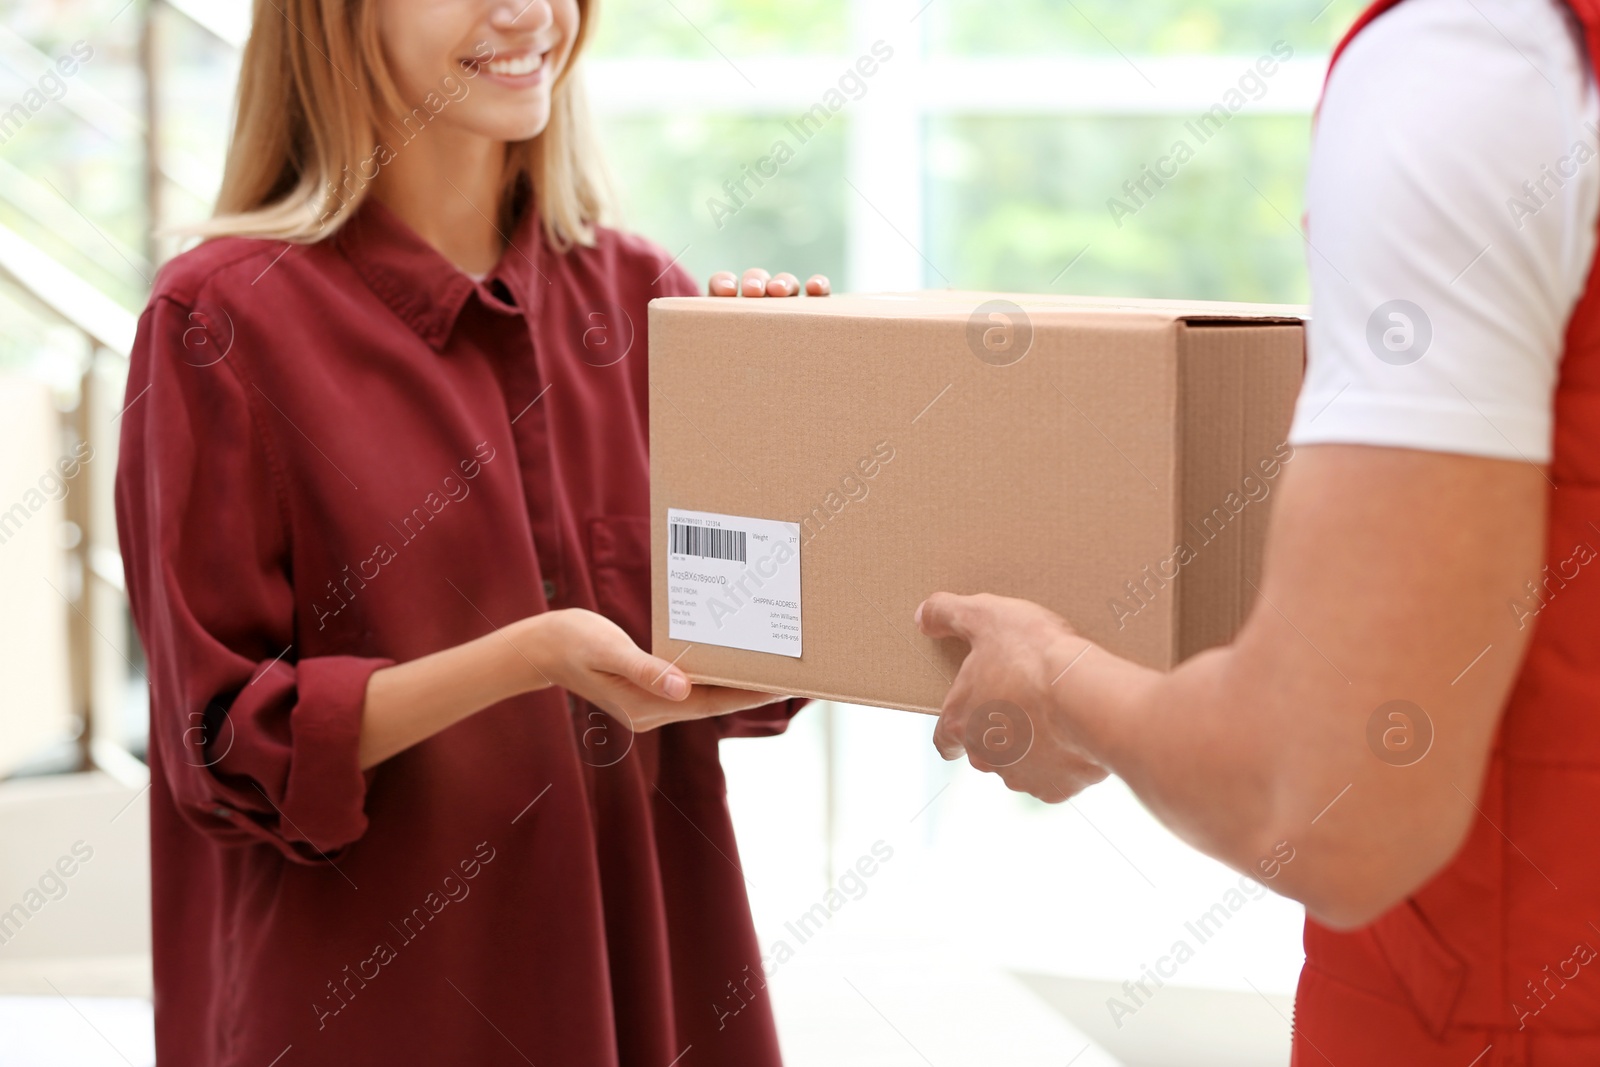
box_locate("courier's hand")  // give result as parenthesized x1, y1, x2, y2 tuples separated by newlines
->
(915, 592, 1110, 803)
(708, 268, 831, 298)
(514, 609, 776, 733)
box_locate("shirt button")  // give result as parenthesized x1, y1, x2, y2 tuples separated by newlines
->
(543, 579, 558, 602)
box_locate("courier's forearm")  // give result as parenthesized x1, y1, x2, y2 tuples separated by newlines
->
(1058, 640, 1405, 927)
(359, 618, 546, 769)
(940, 447, 1545, 928)
(1056, 623, 1509, 929)
(1056, 642, 1288, 877)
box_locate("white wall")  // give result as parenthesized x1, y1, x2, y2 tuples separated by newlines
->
(0, 375, 74, 777)
(0, 771, 150, 997)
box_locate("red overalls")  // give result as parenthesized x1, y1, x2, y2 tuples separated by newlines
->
(1292, 3, 1600, 1063)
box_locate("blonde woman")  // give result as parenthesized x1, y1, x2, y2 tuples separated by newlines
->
(115, 1, 824, 1063)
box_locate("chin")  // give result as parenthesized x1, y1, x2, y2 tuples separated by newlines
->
(473, 108, 553, 145)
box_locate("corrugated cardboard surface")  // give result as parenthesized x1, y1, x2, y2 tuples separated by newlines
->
(649, 292, 1305, 714)
(1174, 323, 1306, 659)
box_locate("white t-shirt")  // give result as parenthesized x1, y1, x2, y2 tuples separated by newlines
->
(1287, 0, 1600, 464)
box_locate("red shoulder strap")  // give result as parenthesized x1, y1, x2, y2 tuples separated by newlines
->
(1328, 0, 1600, 86)
(1317, 0, 1408, 124)
(1327, 0, 1408, 75)
(1561, 0, 1600, 75)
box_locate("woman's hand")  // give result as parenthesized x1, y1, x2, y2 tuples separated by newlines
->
(915, 592, 1111, 803)
(708, 268, 830, 298)
(515, 608, 778, 733)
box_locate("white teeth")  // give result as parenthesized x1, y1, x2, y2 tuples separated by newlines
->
(486, 53, 542, 77)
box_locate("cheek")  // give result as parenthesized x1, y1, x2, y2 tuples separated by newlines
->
(548, 0, 585, 78)
(558, 0, 584, 44)
(376, 0, 468, 98)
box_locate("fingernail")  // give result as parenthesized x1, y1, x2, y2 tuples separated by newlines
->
(664, 674, 688, 699)
(913, 603, 924, 628)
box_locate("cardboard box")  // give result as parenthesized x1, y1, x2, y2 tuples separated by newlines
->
(649, 292, 1305, 714)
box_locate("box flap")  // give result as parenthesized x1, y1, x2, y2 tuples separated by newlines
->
(651, 290, 1308, 326)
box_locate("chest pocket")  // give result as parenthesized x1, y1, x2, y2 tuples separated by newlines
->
(587, 515, 651, 648)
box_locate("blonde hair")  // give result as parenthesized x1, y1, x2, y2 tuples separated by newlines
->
(192, 0, 610, 251)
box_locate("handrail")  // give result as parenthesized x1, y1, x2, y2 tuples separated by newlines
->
(0, 156, 154, 285)
(0, 25, 141, 142)
(0, 0, 234, 781)
(0, 220, 137, 356)
(0, 26, 216, 206)
(161, 0, 250, 50)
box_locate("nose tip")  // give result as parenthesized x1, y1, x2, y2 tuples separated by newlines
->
(492, 1, 552, 30)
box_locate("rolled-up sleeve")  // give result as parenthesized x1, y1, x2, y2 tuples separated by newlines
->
(115, 294, 393, 862)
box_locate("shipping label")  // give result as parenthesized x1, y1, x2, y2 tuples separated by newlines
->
(666, 508, 802, 657)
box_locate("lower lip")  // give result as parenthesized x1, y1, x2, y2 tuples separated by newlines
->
(466, 58, 547, 89)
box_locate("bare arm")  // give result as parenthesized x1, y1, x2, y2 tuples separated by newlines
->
(358, 608, 776, 769)
(919, 444, 1547, 927)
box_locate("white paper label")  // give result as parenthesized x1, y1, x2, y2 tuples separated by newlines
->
(666, 508, 802, 657)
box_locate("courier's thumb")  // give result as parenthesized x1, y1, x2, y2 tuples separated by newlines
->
(915, 593, 966, 641)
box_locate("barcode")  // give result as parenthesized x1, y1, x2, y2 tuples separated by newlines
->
(670, 522, 746, 563)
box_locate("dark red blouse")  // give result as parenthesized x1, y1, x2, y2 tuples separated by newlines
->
(115, 197, 801, 1067)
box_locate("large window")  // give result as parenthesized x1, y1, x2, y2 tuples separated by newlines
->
(582, 0, 1362, 303)
(925, 115, 1312, 301)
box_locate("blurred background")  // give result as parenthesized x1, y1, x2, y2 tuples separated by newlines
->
(0, 0, 1366, 1062)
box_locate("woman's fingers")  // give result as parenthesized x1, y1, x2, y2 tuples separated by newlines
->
(605, 640, 690, 700)
(651, 661, 691, 700)
(707, 270, 828, 298)
(610, 687, 745, 733)
(741, 268, 771, 297)
(699, 685, 785, 714)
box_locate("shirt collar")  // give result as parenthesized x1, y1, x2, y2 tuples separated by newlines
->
(334, 194, 546, 351)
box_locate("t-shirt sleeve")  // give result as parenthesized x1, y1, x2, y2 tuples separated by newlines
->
(115, 294, 395, 863)
(1287, 0, 1600, 463)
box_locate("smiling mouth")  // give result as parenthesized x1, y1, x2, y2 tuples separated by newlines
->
(461, 50, 548, 78)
